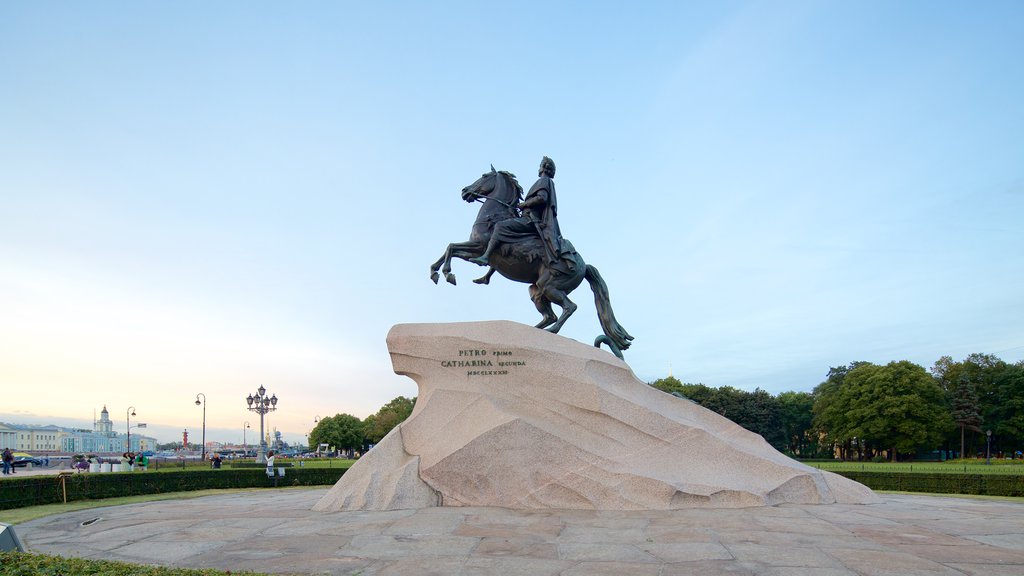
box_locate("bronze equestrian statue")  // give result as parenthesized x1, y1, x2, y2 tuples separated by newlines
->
(430, 158, 633, 359)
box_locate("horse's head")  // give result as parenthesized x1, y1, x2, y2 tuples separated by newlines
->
(461, 165, 523, 206)
(461, 166, 499, 203)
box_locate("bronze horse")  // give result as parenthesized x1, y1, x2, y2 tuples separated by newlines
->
(430, 167, 633, 358)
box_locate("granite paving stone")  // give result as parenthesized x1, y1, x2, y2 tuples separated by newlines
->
(13, 488, 1024, 575)
(558, 560, 662, 576)
(471, 537, 559, 558)
(556, 541, 658, 563)
(660, 559, 756, 575)
(723, 542, 846, 568)
(962, 532, 1024, 550)
(946, 563, 1024, 576)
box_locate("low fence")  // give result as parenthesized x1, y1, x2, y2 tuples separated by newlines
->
(809, 461, 1024, 475)
(0, 468, 346, 511)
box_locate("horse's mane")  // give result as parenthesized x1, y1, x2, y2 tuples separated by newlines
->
(498, 170, 524, 203)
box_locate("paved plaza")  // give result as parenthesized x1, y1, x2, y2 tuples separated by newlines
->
(15, 488, 1024, 575)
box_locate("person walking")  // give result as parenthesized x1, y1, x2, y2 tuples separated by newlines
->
(2, 447, 12, 475)
(265, 450, 275, 476)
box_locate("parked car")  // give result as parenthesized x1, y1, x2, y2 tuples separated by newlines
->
(11, 453, 42, 467)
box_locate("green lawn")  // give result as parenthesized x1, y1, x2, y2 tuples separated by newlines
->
(0, 551, 273, 575)
(809, 460, 1024, 475)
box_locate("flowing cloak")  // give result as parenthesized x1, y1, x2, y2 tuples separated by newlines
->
(526, 175, 564, 261)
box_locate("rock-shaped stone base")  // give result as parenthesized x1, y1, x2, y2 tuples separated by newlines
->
(314, 321, 878, 511)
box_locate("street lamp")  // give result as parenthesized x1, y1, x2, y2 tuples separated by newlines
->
(243, 421, 250, 457)
(195, 393, 206, 460)
(126, 406, 136, 452)
(986, 429, 993, 465)
(246, 385, 278, 463)
(312, 415, 321, 454)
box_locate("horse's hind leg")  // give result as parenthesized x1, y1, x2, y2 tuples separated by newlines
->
(529, 284, 558, 329)
(543, 288, 577, 334)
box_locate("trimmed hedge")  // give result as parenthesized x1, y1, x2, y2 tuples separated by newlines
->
(833, 471, 1024, 497)
(0, 468, 346, 511)
(228, 462, 293, 468)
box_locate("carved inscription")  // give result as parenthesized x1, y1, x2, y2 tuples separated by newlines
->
(440, 349, 526, 376)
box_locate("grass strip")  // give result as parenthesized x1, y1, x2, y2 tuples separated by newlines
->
(0, 551, 275, 575)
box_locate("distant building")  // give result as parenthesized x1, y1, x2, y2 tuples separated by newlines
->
(2, 405, 158, 454)
(0, 422, 67, 451)
(0, 422, 18, 449)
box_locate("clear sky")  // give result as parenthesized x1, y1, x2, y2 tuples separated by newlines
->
(2, 1, 1022, 445)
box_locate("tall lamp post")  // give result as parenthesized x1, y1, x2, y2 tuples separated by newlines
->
(195, 393, 207, 460)
(312, 415, 321, 454)
(986, 429, 993, 465)
(126, 406, 136, 453)
(243, 421, 250, 457)
(246, 385, 278, 463)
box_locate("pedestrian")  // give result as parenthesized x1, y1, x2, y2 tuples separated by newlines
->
(265, 450, 275, 476)
(1, 447, 12, 475)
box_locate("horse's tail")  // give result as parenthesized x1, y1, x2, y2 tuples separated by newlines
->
(584, 264, 634, 357)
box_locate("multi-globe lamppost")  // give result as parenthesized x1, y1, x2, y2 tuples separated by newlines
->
(246, 386, 277, 463)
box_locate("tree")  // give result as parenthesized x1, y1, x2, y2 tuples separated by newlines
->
(309, 414, 365, 452)
(951, 373, 982, 459)
(649, 376, 686, 396)
(933, 353, 1015, 457)
(649, 378, 784, 450)
(836, 361, 952, 461)
(990, 361, 1024, 451)
(364, 396, 416, 444)
(812, 363, 871, 459)
(930, 355, 961, 395)
(777, 391, 816, 456)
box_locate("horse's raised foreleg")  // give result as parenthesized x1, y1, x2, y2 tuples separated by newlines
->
(430, 251, 449, 284)
(431, 241, 485, 285)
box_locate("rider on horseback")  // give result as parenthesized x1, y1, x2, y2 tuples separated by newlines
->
(470, 156, 572, 273)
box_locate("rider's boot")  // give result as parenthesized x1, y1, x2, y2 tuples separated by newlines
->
(470, 238, 498, 266)
(473, 268, 496, 285)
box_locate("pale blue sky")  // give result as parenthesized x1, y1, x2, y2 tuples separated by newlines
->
(2, 1, 1022, 444)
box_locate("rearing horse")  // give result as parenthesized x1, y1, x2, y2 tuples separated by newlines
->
(430, 167, 633, 358)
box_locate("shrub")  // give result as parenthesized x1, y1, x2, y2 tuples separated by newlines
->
(832, 471, 1024, 497)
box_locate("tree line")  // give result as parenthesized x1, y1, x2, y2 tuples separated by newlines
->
(650, 353, 1024, 461)
(309, 396, 416, 453)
